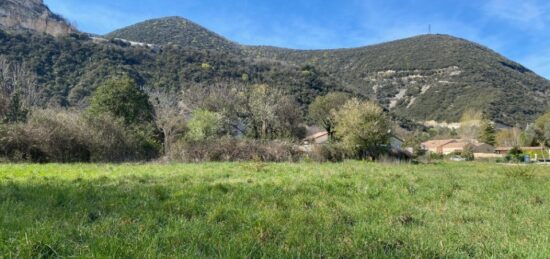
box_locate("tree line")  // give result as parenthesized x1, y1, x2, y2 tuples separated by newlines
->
(0, 63, 395, 162)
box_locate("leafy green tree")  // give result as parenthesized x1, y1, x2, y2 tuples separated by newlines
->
(88, 76, 154, 125)
(88, 75, 161, 159)
(334, 99, 391, 160)
(186, 109, 223, 141)
(479, 119, 496, 146)
(535, 112, 550, 146)
(308, 92, 349, 139)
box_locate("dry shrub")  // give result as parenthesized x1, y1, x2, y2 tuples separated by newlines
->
(0, 110, 87, 162)
(308, 144, 349, 162)
(169, 137, 303, 162)
(84, 114, 159, 162)
(0, 109, 158, 162)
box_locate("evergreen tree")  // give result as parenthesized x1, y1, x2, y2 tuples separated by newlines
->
(479, 119, 496, 146)
(88, 75, 154, 126)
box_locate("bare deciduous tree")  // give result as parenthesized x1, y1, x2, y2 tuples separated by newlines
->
(0, 56, 38, 122)
(147, 88, 187, 154)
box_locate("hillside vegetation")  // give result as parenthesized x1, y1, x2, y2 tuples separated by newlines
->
(0, 30, 340, 108)
(107, 17, 241, 54)
(245, 35, 550, 124)
(105, 17, 549, 125)
(1, 162, 550, 257)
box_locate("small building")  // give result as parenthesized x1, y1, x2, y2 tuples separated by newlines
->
(421, 139, 457, 154)
(421, 139, 494, 155)
(301, 130, 404, 152)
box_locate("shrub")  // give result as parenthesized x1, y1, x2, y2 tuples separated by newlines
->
(308, 144, 349, 162)
(169, 137, 302, 162)
(0, 110, 91, 162)
(505, 147, 525, 163)
(461, 144, 475, 161)
(83, 113, 160, 162)
(0, 109, 160, 163)
(186, 109, 223, 141)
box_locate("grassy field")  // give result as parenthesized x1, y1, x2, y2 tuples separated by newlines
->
(1, 162, 549, 258)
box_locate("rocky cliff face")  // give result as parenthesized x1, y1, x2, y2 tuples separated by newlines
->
(0, 0, 75, 36)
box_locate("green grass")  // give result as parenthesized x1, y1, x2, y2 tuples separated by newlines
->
(1, 162, 549, 258)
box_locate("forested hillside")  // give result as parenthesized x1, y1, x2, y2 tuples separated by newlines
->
(244, 35, 550, 125)
(0, 30, 341, 108)
(108, 18, 550, 126)
(107, 17, 241, 54)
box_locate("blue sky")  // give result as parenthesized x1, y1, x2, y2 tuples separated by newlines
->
(45, 0, 550, 78)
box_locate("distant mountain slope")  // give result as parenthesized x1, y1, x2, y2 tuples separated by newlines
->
(109, 17, 549, 125)
(0, 0, 75, 36)
(106, 17, 240, 54)
(244, 35, 550, 125)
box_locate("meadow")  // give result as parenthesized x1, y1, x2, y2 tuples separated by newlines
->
(1, 162, 549, 258)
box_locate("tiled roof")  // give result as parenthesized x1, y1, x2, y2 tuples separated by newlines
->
(421, 139, 457, 149)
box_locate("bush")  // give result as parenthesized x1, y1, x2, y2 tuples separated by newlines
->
(83, 113, 160, 162)
(461, 144, 475, 161)
(308, 144, 349, 162)
(0, 109, 160, 163)
(169, 137, 302, 162)
(504, 147, 525, 163)
(0, 110, 89, 162)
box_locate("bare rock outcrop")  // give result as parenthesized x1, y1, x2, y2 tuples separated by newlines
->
(0, 0, 75, 36)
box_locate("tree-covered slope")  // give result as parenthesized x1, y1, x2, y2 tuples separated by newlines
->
(106, 17, 240, 54)
(244, 35, 550, 126)
(0, 30, 340, 109)
(107, 16, 550, 126)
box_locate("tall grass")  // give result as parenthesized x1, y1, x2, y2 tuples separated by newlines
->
(0, 162, 549, 257)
